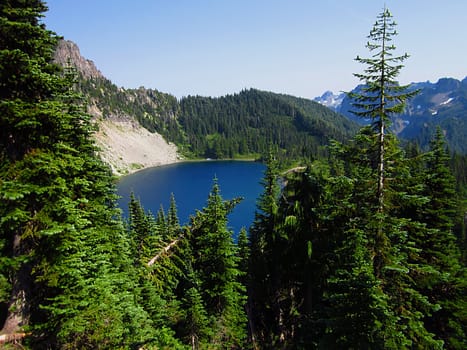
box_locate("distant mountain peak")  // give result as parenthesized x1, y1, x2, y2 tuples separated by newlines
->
(313, 91, 345, 111)
(316, 77, 467, 154)
(53, 39, 104, 80)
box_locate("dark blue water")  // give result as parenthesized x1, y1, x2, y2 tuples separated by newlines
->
(117, 160, 266, 234)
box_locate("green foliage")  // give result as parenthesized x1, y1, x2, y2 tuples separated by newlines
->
(125, 187, 249, 349)
(350, 6, 419, 214)
(178, 89, 358, 162)
(247, 7, 465, 349)
(2, 1, 465, 349)
(247, 124, 465, 348)
(350, 7, 418, 126)
(187, 180, 247, 348)
(78, 76, 185, 144)
(0, 1, 172, 348)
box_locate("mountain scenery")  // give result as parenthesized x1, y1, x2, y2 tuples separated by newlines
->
(54, 39, 360, 174)
(315, 77, 467, 153)
(0, 1, 466, 349)
(55, 38, 467, 176)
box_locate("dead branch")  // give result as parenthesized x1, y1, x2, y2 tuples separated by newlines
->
(0, 332, 27, 344)
(147, 236, 183, 266)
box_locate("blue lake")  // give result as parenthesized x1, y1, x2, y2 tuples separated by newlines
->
(117, 160, 266, 235)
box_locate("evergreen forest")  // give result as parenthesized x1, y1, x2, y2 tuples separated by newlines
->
(77, 75, 360, 164)
(0, 2, 465, 349)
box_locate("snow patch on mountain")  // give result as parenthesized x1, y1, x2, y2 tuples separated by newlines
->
(440, 97, 454, 106)
(313, 91, 345, 112)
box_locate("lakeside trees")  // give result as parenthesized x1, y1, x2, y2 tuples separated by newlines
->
(246, 6, 466, 349)
(0, 1, 465, 349)
(178, 90, 358, 162)
(0, 1, 156, 347)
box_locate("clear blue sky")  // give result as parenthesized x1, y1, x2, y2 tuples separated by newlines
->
(43, 0, 466, 99)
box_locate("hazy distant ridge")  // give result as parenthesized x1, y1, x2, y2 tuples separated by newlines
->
(314, 77, 467, 153)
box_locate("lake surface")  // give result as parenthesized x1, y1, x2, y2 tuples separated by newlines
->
(117, 160, 266, 235)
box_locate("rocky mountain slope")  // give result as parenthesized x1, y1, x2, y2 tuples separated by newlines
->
(54, 39, 359, 168)
(314, 77, 467, 153)
(53, 40, 180, 176)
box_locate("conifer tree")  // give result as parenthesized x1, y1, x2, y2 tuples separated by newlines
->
(416, 128, 467, 349)
(167, 192, 181, 240)
(236, 227, 249, 286)
(0, 1, 158, 347)
(155, 204, 168, 236)
(188, 179, 247, 348)
(127, 194, 188, 348)
(323, 228, 396, 349)
(177, 264, 211, 350)
(248, 150, 282, 346)
(329, 128, 444, 348)
(128, 192, 154, 263)
(347, 17, 442, 347)
(350, 6, 418, 214)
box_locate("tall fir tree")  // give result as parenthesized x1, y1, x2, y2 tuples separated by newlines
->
(323, 7, 447, 348)
(0, 1, 157, 347)
(127, 195, 186, 349)
(248, 150, 282, 347)
(350, 6, 418, 214)
(416, 128, 467, 349)
(188, 179, 247, 348)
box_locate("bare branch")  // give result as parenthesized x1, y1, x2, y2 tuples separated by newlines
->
(147, 236, 183, 266)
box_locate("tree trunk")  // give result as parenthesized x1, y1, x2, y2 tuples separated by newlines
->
(245, 299, 259, 349)
(0, 233, 31, 336)
(378, 119, 385, 213)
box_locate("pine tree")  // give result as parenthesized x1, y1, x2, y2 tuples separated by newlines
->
(167, 192, 181, 239)
(127, 195, 187, 349)
(188, 179, 247, 348)
(0, 1, 157, 347)
(347, 13, 445, 347)
(128, 192, 154, 264)
(178, 263, 212, 350)
(329, 128, 444, 348)
(350, 6, 418, 214)
(248, 150, 282, 346)
(416, 128, 467, 349)
(323, 228, 396, 349)
(236, 227, 249, 286)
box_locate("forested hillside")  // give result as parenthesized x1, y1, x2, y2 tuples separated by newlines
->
(55, 40, 359, 165)
(0, 2, 465, 349)
(178, 90, 359, 160)
(53, 40, 183, 145)
(0, 1, 159, 347)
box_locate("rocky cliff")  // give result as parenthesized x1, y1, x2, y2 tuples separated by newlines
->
(54, 40, 104, 80)
(54, 40, 180, 176)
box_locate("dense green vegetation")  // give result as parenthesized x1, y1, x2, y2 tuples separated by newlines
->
(248, 129, 466, 349)
(0, 1, 163, 347)
(77, 74, 360, 163)
(178, 90, 358, 161)
(78, 77, 185, 144)
(0, 2, 465, 349)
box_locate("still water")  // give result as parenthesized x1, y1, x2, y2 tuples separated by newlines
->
(117, 160, 266, 235)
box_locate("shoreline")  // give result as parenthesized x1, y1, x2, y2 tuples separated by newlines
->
(116, 157, 261, 179)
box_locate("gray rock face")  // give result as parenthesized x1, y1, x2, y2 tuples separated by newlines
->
(53, 39, 103, 80)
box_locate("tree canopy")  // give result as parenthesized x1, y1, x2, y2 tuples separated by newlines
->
(0, 2, 465, 349)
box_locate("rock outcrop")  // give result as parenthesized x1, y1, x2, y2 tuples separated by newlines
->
(53, 39, 180, 176)
(54, 40, 103, 80)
